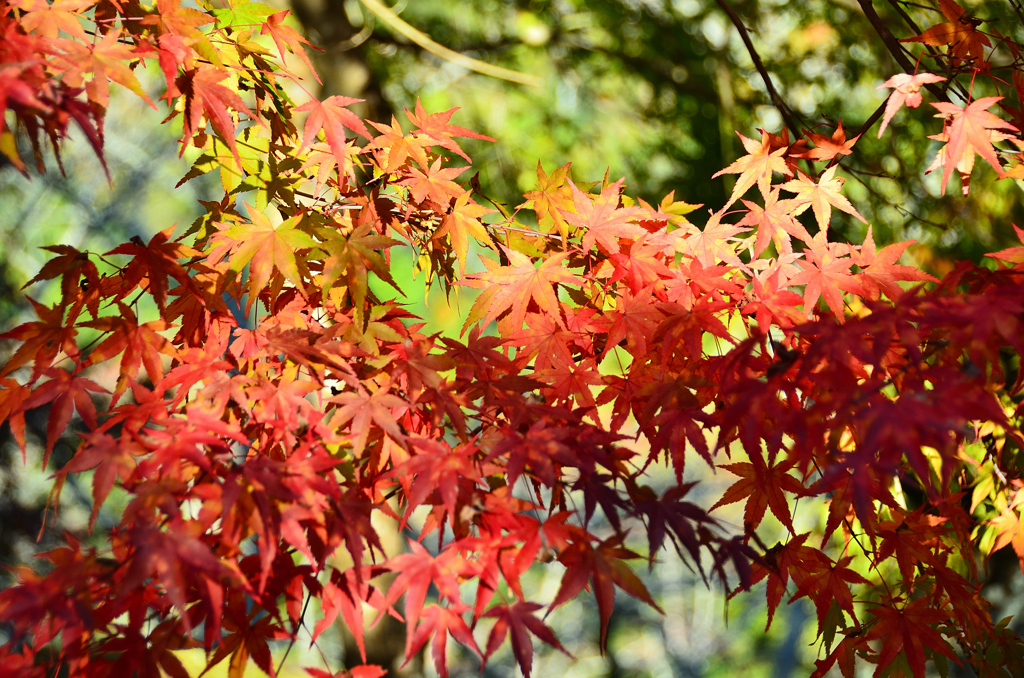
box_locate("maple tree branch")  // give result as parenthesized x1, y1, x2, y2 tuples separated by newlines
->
(713, 0, 803, 142)
(358, 0, 542, 87)
(856, 0, 948, 100)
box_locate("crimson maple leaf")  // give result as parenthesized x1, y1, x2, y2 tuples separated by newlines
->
(483, 602, 570, 678)
(711, 453, 803, 531)
(548, 536, 663, 651)
(865, 598, 958, 677)
(107, 227, 201, 313)
(852, 226, 937, 301)
(23, 366, 106, 465)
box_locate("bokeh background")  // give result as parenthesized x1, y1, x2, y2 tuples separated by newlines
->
(3, 1, 1024, 676)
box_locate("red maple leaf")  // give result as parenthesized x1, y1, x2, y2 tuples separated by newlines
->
(548, 535, 663, 651)
(177, 66, 254, 163)
(404, 98, 495, 162)
(262, 11, 321, 83)
(711, 453, 803, 531)
(295, 96, 371, 172)
(865, 598, 958, 677)
(799, 121, 860, 162)
(462, 248, 581, 332)
(483, 602, 570, 678)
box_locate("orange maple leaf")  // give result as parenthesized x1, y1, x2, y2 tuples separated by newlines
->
(899, 0, 990, 64)
(462, 248, 581, 332)
(713, 130, 790, 207)
(779, 165, 866, 234)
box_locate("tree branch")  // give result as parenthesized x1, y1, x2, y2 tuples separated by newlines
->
(857, 0, 946, 99)
(358, 0, 541, 87)
(714, 0, 803, 142)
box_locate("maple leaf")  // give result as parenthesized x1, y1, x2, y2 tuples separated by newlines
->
(799, 121, 859, 162)
(876, 72, 946, 138)
(779, 166, 866, 233)
(865, 598, 958, 678)
(107, 227, 202, 313)
(631, 484, 714, 573)
(54, 30, 155, 109)
(404, 604, 481, 678)
(676, 210, 750, 269)
(23, 366, 106, 466)
(299, 141, 359, 195)
(990, 506, 1024, 570)
(262, 11, 321, 83)
(713, 130, 790, 207)
(560, 179, 653, 254)
(404, 98, 495, 163)
(743, 267, 806, 331)
(311, 567, 398, 661)
(462, 248, 581, 332)
(9, 0, 92, 40)
(23, 245, 101, 317)
(367, 115, 430, 172)
(177, 66, 254, 163)
(518, 161, 575, 242)
(736, 188, 811, 256)
(215, 205, 317, 308)
(295, 96, 371, 172)
(852, 226, 937, 301)
(483, 602, 570, 678)
(59, 431, 144, 528)
(789, 240, 865, 317)
(900, 0, 990, 64)
(0, 298, 78, 380)
(81, 302, 178, 401)
(432, 192, 496, 274)
(380, 539, 465, 637)
(319, 221, 402, 323)
(710, 453, 803, 531)
(987, 223, 1024, 266)
(929, 96, 1017, 194)
(549, 536, 663, 651)
(397, 157, 467, 206)
(328, 375, 407, 458)
(789, 555, 869, 634)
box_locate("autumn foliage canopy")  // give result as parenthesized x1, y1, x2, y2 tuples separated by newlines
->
(3, 0, 1024, 676)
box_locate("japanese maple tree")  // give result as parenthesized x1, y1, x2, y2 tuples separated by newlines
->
(2, 1, 1024, 677)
